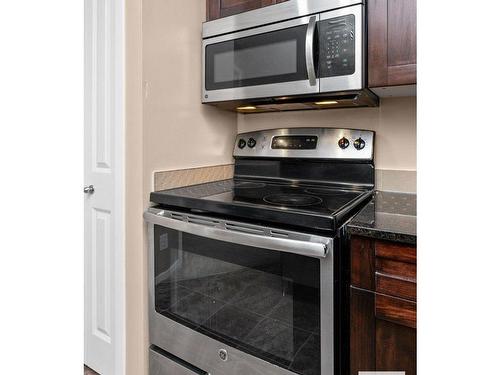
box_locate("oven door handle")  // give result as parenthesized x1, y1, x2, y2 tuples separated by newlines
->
(144, 211, 330, 259)
(305, 15, 317, 87)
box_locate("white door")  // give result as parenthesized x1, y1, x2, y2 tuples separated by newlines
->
(84, 0, 125, 374)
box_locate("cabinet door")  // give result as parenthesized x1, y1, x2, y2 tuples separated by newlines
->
(376, 320, 416, 375)
(207, 0, 289, 21)
(368, 0, 417, 87)
(350, 287, 376, 374)
(350, 287, 417, 375)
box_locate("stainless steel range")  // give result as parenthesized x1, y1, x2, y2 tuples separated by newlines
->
(145, 128, 375, 375)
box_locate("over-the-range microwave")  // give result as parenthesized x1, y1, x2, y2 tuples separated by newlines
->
(202, 0, 378, 112)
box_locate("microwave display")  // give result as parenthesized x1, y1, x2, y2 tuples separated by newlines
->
(319, 15, 355, 77)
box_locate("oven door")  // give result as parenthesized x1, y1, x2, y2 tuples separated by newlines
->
(145, 208, 334, 375)
(202, 15, 320, 103)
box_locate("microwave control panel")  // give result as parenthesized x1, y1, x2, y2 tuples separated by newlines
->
(319, 14, 355, 77)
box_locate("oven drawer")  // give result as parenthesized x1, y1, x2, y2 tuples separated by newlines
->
(150, 346, 208, 375)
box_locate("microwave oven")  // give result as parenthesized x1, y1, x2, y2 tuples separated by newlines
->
(202, 0, 378, 111)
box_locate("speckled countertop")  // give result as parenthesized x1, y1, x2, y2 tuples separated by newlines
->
(347, 191, 416, 245)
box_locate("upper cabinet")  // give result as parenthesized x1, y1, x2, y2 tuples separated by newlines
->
(206, 0, 289, 21)
(367, 0, 417, 87)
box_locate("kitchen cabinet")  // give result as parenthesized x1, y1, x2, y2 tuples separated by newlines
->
(367, 0, 417, 87)
(206, 0, 289, 21)
(350, 236, 416, 375)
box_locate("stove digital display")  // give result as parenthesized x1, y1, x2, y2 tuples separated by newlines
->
(271, 135, 318, 150)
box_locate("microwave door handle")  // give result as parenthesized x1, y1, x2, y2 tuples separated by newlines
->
(144, 211, 330, 259)
(305, 15, 317, 86)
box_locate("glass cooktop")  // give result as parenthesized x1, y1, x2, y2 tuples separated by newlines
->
(194, 180, 363, 213)
(151, 179, 373, 232)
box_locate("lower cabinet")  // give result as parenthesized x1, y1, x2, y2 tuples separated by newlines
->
(350, 236, 416, 375)
(350, 287, 416, 375)
(376, 319, 416, 375)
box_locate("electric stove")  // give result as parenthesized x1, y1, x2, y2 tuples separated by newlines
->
(151, 128, 375, 232)
(146, 128, 375, 375)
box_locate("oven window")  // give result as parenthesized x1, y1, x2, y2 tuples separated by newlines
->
(154, 225, 321, 374)
(205, 25, 309, 91)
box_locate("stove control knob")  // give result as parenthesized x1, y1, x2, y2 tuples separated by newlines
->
(353, 137, 366, 150)
(238, 139, 246, 149)
(338, 137, 350, 149)
(247, 138, 256, 148)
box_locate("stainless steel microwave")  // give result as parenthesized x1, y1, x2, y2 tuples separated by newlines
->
(202, 0, 376, 109)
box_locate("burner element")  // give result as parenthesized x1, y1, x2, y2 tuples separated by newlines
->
(304, 188, 353, 196)
(263, 194, 323, 207)
(233, 181, 266, 189)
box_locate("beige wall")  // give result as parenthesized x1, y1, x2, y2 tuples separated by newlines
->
(126, 1, 416, 373)
(125, 0, 145, 374)
(238, 96, 416, 171)
(142, 0, 237, 180)
(125, 1, 237, 374)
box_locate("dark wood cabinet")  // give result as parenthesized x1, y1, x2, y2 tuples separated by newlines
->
(367, 0, 417, 87)
(375, 318, 416, 375)
(206, 0, 289, 21)
(350, 236, 416, 375)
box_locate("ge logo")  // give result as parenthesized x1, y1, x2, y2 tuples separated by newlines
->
(218, 349, 228, 361)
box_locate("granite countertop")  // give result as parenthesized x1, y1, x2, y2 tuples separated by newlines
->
(347, 191, 416, 245)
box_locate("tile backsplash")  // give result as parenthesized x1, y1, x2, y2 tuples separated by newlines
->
(375, 169, 416, 193)
(154, 165, 416, 194)
(154, 164, 234, 191)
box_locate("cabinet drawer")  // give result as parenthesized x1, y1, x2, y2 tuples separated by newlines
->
(374, 241, 416, 300)
(376, 257, 416, 279)
(376, 241, 416, 264)
(375, 294, 416, 329)
(376, 272, 416, 301)
(351, 237, 416, 293)
(150, 347, 208, 375)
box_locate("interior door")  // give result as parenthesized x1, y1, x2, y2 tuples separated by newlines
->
(84, 0, 125, 374)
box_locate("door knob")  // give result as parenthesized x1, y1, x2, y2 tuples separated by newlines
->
(83, 185, 95, 194)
